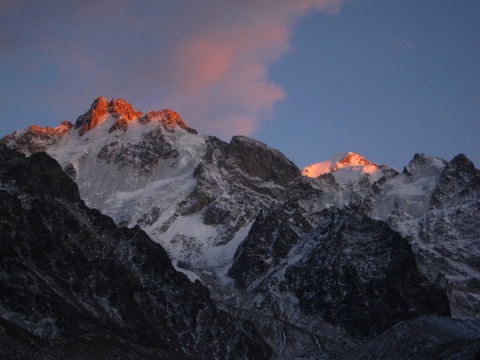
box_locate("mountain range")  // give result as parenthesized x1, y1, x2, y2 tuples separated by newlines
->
(2, 97, 479, 359)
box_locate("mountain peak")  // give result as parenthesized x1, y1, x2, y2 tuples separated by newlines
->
(1, 97, 198, 158)
(302, 152, 374, 178)
(74, 97, 143, 135)
(336, 152, 371, 168)
(74, 96, 109, 135)
(109, 98, 143, 121)
(1, 121, 73, 155)
(301, 152, 395, 187)
(141, 109, 195, 133)
(72, 97, 198, 135)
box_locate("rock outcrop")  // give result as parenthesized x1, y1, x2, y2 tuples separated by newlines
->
(0, 144, 271, 359)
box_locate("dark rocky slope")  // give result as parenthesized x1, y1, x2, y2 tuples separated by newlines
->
(0, 144, 271, 359)
(226, 206, 450, 346)
(417, 154, 480, 318)
(284, 209, 450, 339)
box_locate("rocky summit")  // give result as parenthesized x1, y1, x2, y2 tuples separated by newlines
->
(2, 97, 480, 359)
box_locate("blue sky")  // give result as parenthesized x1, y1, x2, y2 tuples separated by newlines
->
(1, 0, 478, 170)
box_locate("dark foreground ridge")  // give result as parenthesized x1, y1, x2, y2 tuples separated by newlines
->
(0, 144, 271, 359)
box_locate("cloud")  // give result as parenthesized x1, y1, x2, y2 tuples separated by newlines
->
(155, 0, 344, 137)
(0, 0, 343, 137)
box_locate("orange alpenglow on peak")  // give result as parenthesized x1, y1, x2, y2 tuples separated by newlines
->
(74, 96, 109, 135)
(337, 153, 371, 167)
(109, 98, 143, 121)
(1, 121, 73, 155)
(62, 96, 196, 136)
(143, 109, 186, 127)
(27, 121, 73, 135)
(74, 97, 144, 135)
(302, 152, 378, 178)
(2, 97, 196, 154)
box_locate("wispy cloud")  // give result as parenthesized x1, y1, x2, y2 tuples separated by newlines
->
(0, 0, 343, 137)
(160, 1, 344, 136)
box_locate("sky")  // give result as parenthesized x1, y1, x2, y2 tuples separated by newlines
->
(1, 0, 479, 171)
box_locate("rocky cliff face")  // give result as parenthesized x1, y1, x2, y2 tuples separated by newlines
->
(369, 153, 480, 319)
(0, 144, 271, 359)
(416, 154, 480, 318)
(284, 210, 449, 339)
(222, 206, 450, 356)
(2, 97, 480, 359)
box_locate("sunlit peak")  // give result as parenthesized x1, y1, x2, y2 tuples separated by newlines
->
(301, 152, 378, 178)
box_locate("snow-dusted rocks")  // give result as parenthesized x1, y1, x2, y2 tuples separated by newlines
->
(3, 98, 207, 233)
(367, 153, 480, 319)
(0, 144, 272, 359)
(284, 209, 449, 339)
(417, 154, 480, 318)
(302, 152, 397, 187)
(2, 121, 73, 156)
(301, 151, 480, 319)
(3, 97, 480, 358)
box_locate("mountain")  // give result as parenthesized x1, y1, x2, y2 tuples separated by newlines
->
(301, 151, 397, 187)
(2, 97, 480, 358)
(0, 143, 271, 359)
(370, 153, 480, 319)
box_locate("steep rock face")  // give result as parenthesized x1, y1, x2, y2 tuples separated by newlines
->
(226, 136, 300, 186)
(0, 146, 80, 203)
(75, 96, 110, 135)
(168, 135, 310, 266)
(226, 205, 449, 341)
(284, 209, 450, 339)
(370, 153, 447, 233)
(0, 144, 271, 359)
(228, 203, 312, 289)
(369, 153, 480, 318)
(417, 154, 480, 318)
(97, 127, 179, 174)
(219, 204, 455, 358)
(74, 96, 143, 135)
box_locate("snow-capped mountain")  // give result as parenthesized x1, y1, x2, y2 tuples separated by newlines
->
(3, 97, 480, 359)
(302, 151, 396, 187)
(3, 97, 303, 280)
(300, 151, 480, 321)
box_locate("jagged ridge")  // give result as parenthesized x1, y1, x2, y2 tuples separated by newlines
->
(2, 97, 480, 359)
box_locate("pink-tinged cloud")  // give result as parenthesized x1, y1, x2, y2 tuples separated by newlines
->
(0, 0, 343, 137)
(159, 0, 344, 137)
